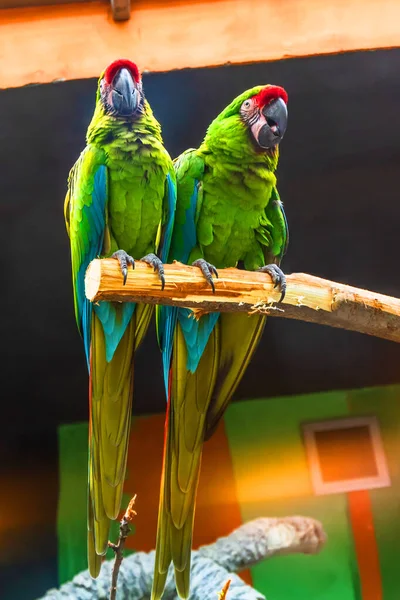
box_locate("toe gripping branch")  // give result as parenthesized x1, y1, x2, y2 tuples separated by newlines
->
(192, 259, 219, 293)
(111, 250, 135, 285)
(258, 264, 286, 302)
(141, 253, 165, 290)
(111, 251, 166, 289)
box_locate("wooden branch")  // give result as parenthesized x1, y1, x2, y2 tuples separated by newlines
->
(85, 258, 400, 344)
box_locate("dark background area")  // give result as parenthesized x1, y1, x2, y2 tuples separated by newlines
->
(1, 48, 400, 598)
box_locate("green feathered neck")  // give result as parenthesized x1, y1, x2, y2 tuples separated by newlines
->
(200, 85, 280, 171)
(86, 96, 162, 146)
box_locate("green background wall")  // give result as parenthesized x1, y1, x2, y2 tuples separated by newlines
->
(58, 385, 400, 598)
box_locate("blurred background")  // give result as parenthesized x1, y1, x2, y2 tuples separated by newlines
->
(1, 2, 400, 598)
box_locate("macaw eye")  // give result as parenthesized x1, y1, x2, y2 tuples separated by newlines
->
(242, 100, 252, 109)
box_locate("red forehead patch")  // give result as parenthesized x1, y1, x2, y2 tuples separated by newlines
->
(254, 85, 288, 107)
(104, 59, 141, 85)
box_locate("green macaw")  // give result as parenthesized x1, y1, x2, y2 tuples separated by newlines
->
(64, 59, 176, 577)
(152, 84, 289, 599)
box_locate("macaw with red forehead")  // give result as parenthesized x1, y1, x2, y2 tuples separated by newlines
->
(152, 85, 289, 599)
(64, 59, 176, 577)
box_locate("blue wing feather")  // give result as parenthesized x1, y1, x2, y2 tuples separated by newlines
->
(171, 180, 198, 263)
(94, 302, 136, 363)
(76, 165, 107, 369)
(178, 310, 219, 373)
(159, 179, 220, 395)
(159, 173, 177, 263)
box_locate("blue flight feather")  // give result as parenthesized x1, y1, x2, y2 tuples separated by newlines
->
(178, 310, 219, 373)
(156, 173, 178, 394)
(94, 302, 136, 363)
(160, 173, 177, 263)
(77, 165, 107, 369)
(159, 179, 220, 394)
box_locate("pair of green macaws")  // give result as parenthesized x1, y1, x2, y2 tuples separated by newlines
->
(64, 59, 289, 599)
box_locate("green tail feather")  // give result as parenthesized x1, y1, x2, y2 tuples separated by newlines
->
(88, 304, 153, 573)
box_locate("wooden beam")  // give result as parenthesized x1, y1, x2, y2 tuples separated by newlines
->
(110, 0, 130, 21)
(85, 259, 400, 344)
(0, 0, 129, 22)
(1, 0, 399, 89)
(0, 0, 86, 8)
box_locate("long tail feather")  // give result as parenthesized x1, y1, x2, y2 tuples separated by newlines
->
(206, 313, 266, 439)
(175, 569, 191, 600)
(153, 312, 266, 598)
(88, 303, 153, 574)
(87, 499, 103, 578)
(152, 322, 219, 599)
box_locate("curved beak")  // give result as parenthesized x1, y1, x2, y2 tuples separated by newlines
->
(111, 68, 139, 117)
(258, 97, 288, 149)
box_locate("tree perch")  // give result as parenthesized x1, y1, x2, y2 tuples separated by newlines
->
(38, 516, 326, 600)
(85, 259, 400, 344)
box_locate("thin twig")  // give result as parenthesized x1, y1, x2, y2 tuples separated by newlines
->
(218, 580, 231, 600)
(108, 494, 137, 600)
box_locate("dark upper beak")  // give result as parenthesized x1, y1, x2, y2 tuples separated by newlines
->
(258, 97, 288, 149)
(111, 68, 139, 116)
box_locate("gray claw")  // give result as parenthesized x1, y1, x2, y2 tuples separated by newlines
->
(111, 250, 135, 286)
(192, 259, 218, 294)
(141, 253, 165, 290)
(258, 263, 286, 302)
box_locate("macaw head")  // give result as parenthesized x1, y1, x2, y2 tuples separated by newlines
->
(97, 59, 144, 119)
(205, 84, 288, 160)
(239, 85, 288, 150)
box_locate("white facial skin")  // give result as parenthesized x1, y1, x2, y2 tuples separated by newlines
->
(240, 98, 277, 147)
(240, 97, 264, 141)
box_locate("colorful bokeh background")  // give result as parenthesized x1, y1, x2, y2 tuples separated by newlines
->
(58, 385, 400, 599)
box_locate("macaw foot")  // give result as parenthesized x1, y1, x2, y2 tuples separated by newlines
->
(141, 253, 165, 290)
(258, 263, 287, 302)
(111, 249, 135, 286)
(192, 258, 218, 293)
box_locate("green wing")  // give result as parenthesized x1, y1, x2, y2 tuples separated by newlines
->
(64, 144, 108, 365)
(260, 186, 289, 265)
